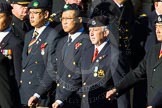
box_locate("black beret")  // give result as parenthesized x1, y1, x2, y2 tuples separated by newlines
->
(62, 3, 82, 12)
(0, 2, 12, 15)
(156, 15, 162, 24)
(154, 0, 162, 2)
(88, 15, 109, 27)
(12, 0, 31, 5)
(28, 0, 52, 10)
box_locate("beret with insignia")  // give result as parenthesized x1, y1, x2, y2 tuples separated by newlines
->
(62, 3, 82, 12)
(156, 15, 162, 24)
(88, 15, 109, 27)
(28, 0, 52, 11)
(0, 2, 12, 15)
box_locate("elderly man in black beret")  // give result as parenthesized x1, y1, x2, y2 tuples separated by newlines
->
(0, 1, 23, 108)
(19, 0, 58, 107)
(52, 15, 129, 108)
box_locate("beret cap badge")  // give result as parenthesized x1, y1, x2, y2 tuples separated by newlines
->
(64, 4, 69, 9)
(158, 16, 162, 22)
(33, 1, 39, 7)
(92, 20, 96, 26)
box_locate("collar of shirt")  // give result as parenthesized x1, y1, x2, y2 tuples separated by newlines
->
(68, 27, 84, 42)
(0, 28, 11, 43)
(156, 10, 160, 16)
(113, 0, 123, 8)
(95, 41, 107, 53)
(33, 22, 50, 38)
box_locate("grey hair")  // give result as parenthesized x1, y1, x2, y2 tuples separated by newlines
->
(102, 26, 108, 31)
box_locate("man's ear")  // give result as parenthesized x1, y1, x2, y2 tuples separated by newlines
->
(104, 29, 109, 37)
(44, 11, 49, 19)
(77, 17, 82, 23)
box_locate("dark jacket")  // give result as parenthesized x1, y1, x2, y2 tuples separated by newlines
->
(116, 43, 162, 104)
(19, 26, 58, 106)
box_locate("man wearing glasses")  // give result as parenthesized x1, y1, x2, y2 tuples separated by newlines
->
(19, 0, 58, 107)
(28, 3, 91, 108)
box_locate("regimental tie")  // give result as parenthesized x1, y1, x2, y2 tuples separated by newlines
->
(159, 50, 162, 59)
(92, 48, 98, 62)
(28, 31, 39, 54)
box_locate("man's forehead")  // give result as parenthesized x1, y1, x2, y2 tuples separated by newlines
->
(156, 23, 162, 26)
(29, 8, 42, 11)
(89, 26, 103, 29)
(62, 10, 77, 16)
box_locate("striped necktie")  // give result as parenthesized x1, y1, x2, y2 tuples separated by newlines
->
(28, 31, 39, 54)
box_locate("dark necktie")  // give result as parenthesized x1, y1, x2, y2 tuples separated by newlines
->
(28, 31, 39, 54)
(64, 36, 72, 58)
(119, 6, 123, 11)
(67, 36, 72, 44)
(92, 48, 98, 62)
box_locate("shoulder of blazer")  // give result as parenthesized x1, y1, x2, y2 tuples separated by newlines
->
(8, 32, 23, 43)
(146, 43, 161, 58)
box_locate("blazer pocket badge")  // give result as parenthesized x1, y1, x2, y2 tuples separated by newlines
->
(98, 69, 105, 78)
(40, 42, 47, 55)
(1, 49, 12, 59)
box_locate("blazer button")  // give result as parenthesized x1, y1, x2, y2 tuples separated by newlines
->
(73, 61, 76, 65)
(83, 82, 86, 86)
(22, 69, 25, 72)
(153, 69, 156, 72)
(20, 80, 22, 83)
(30, 71, 32, 74)
(35, 61, 38, 64)
(29, 81, 32, 85)
(68, 74, 71, 78)
(82, 94, 86, 98)
(57, 83, 60, 87)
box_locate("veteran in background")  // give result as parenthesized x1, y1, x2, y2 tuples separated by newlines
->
(11, 0, 33, 41)
(0, 2, 23, 108)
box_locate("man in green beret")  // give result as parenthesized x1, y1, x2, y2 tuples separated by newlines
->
(19, 0, 58, 108)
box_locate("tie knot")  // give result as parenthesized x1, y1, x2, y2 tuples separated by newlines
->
(33, 31, 39, 37)
(68, 36, 72, 43)
(92, 48, 98, 62)
(95, 48, 98, 53)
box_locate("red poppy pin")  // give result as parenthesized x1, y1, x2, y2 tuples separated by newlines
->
(40, 42, 47, 55)
(75, 42, 82, 49)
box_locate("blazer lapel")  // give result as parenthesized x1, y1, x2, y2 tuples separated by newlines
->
(23, 28, 49, 67)
(153, 45, 162, 68)
(82, 45, 94, 82)
(0, 32, 11, 49)
(61, 37, 68, 61)
(84, 43, 110, 82)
